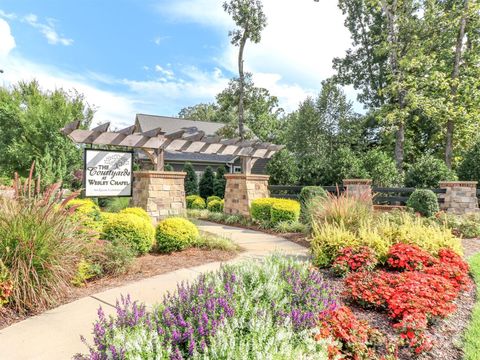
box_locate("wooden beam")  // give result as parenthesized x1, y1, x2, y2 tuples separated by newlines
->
(156, 149, 165, 171)
(60, 120, 81, 135)
(91, 122, 110, 132)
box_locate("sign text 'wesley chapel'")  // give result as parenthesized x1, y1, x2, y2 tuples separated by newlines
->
(84, 149, 133, 197)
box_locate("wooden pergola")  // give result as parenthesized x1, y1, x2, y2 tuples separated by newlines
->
(61, 121, 283, 173)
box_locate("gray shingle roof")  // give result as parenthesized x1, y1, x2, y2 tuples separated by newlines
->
(135, 114, 225, 135)
(164, 151, 236, 163)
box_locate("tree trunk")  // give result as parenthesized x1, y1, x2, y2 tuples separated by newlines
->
(445, 0, 468, 169)
(238, 31, 248, 141)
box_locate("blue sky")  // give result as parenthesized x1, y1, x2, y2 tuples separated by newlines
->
(0, 0, 353, 128)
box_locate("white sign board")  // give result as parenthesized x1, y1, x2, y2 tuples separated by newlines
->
(84, 149, 133, 197)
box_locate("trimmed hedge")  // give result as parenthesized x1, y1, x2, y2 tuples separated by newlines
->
(208, 199, 224, 213)
(102, 213, 155, 255)
(119, 207, 151, 222)
(66, 198, 103, 233)
(250, 198, 301, 224)
(186, 195, 206, 209)
(407, 189, 439, 217)
(156, 217, 199, 253)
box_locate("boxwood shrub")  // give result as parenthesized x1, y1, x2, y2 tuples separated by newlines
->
(156, 217, 199, 253)
(250, 198, 277, 221)
(186, 195, 206, 209)
(250, 198, 301, 224)
(407, 189, 439, 217)
(119, 207, 151, 222)
(102, 213, 155, 255)
(207, 199, 224, 213)
(206, 195, 222, 204)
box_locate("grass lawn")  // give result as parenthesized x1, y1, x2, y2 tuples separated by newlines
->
(463, 252, 480, 360)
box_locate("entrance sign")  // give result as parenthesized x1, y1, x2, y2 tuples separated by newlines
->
(84, 149, 133, 197)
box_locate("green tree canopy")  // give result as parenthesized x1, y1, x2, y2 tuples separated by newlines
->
(183, 162, 198, 195)
(199, 166, 215, 199)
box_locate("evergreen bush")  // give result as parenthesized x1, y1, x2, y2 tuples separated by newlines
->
(186, 195, 206, 209)
(207, 199, 224, 213)
(183, 162, 198, 196)
(207, 195, 222, 204)
(405, 155, 457, 188)
(155, 217, 199, 253)
(363, 149, 399, 187)
(119, 207, 151, 222)
(199, 166, 215, 199)
(270, 199, 301, 224)
(407, 189, 440, 217)
(458, 141, 480, 184)
(213, 166, 227, 198)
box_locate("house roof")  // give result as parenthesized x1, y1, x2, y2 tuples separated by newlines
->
(135, 113, 225, 135)
(164, 151, 237, 164)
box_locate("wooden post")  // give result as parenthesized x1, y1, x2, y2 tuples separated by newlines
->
(241, 156, 255, 174)
(156, 149, 164, 171)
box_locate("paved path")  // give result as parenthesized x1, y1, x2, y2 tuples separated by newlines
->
(0, 221, 308, 360)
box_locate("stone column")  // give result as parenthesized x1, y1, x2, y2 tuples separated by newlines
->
(439, 181, 479, 214)
(343, 179, 373, 201)
(224, 174, 270, 217)
(132, 171, 186, 223)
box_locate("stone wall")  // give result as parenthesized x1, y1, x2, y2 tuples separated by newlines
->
(439, 181, 479, 214)
(132, 171, 186, 223)
(224, 174, 270, 216)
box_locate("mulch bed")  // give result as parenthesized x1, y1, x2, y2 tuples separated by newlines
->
(0, 248, 237, 330)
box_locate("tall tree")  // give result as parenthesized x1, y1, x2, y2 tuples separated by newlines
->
(0, 80, 93, 183)
(178, 103, 219, 122)
(183, 162, 198, 195)
(223, 0, 267, 140)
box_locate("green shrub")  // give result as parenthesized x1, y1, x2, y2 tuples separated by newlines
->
(250, 198, 276, 221)
(99, 239, 136, 276)
(213, 166, 227, 198)
(207, 199, 224, 213)
(192, 233, 239, 252)
(299, 186, 327, 222)
(164, 164, 174, 171)
(270, 199, 301, 224)
(119, 207, 151, 222)
(156, 217, 199, 253)
(363, 149, 400, 187)
(407, 189, 439, 217)
(186, 195, 206, 209)
(103, 197, 130, 212)
(66, 198, 103, 234)
(266, 149, 299, 185)
(438, 213, 480, 238)
(199, 166, 215, 199)
(404, 154, 457, 188)
(274, 220, 307, 233)
(0, 188, 88, 313)
(458, 140, 480, 184)
(207, 195, 222, 204)
(71, 259, 102, 287)
(183, 162, 198, 196)
(102, 213, 155, 255)
(325, 147, 368, 185)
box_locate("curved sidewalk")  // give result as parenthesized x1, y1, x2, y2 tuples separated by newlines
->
(0, 221, 308, 360)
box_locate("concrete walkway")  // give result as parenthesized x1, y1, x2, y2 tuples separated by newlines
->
(0, 221, 308, 360)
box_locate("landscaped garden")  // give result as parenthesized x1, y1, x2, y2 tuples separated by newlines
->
(0, 165, 239, 329)
(73, 186, 480, 360)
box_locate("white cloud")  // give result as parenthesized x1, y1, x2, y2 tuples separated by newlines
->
(159, 0, 354, 107)
(0, 9, 17, 20)
(0, 19, 15, 57)
(23, 13, 73, 46)
(154, 65, 175, 79)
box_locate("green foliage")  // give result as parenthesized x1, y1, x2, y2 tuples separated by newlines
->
(213, 166, 227, 198)
(270, 199, 301, 224)
(438, 213, 480, 239)
(102, 213, 155, 255)
(155, 217, 199, 253)
(207, 199, 224, 213)
(266, 150, 299, 185)
(459, 140, 480, 184)
(206, 195, 222, 204)
(299, 186, 327, 223)
(273, 220, 307, 234)
(404, 155, 457, 188)
(71, 260, 102, 287)
(363, 149, 400, 187)
(0, 182, 89, 313)
(102, 197, 130, 213)
(199, 166, 215, 199)
(463, 252, 480, 360)
(192, 233, 239, 252)
(98, 239, 136, 276)
(326, 147, 368, 185)
(250, 198, 276, 222)
(186, 195, 206, 209)
(183, 162, 198, 196)
(179, 103, 219, 122)
(163, 164, 174, 171)
(119, 207, 150, 222)
(0, 80, 93, 184)
(407, 189, 440, 217)
(66, 198, 103, 235)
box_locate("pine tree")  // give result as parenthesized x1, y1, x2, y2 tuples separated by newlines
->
(213, 166, 227, 198)
(199, 166, 215, 199)
(183, 162, 198, 195)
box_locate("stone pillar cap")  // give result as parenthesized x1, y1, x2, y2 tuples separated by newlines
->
(439, 181, 478, 188)
(224, 174, 270, 181)
(343, 179, 372, 185)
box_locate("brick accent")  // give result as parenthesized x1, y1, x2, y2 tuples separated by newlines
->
(439, 181, 479, 214)
(132, 171, 186, 223)
(343, 179, 373, 202)
(224, 174, 270, 216)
